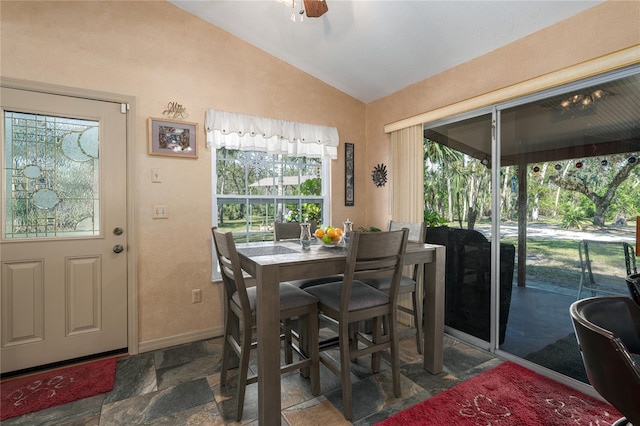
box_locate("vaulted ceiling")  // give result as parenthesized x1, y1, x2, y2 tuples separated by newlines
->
(169, 0, 603, 103)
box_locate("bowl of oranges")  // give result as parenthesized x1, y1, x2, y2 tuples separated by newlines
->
(314, 225, 344, 247)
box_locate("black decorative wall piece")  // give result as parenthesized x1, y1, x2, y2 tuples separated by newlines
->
(345, 143, 354, 206)
(372, 163, 387, 187)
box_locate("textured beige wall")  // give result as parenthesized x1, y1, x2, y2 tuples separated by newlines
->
(0, 1, 365, 347)
(365, 0, 640, 230)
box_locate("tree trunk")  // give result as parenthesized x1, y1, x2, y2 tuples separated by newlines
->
(447, 177, 453, 222)
(593, 206, 606, 227)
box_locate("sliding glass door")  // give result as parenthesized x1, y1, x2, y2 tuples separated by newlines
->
(496, 67, 640, 383)
(423, 111, 496, 348)
(423, 65, 640, 383)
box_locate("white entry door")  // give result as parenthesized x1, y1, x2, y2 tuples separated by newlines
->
(1, 87, 128, 373)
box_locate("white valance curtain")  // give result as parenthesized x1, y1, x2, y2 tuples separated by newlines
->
(205, 109, 339, 159)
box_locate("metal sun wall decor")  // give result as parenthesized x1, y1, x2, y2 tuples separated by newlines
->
(372, 163, 387, 187)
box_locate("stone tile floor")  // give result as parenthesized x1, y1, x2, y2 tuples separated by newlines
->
(3, 328, 502, 425)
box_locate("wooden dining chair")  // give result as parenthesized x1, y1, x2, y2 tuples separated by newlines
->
(273, 220, 342, 359)
(304, 229, 409, 420)
(274, 220, 343, 289)
(362, 220, 425, 354)
(211, 227, 320, 421)
(274, 220, 317, 241)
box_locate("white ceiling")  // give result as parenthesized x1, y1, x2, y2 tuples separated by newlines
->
(170, 0, 603, 103)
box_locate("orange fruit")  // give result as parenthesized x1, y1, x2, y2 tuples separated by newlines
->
(331, 234, 341, 242)
(335, 228, 343, 236)
(327, 228, 337, 238)
(315, 229, 324, 238)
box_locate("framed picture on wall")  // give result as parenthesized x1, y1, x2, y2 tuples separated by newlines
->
(148, 118, 198, 158)
(345, 142, 354, 206)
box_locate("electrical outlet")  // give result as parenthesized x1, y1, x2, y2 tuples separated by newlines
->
(192, 289, 202, 304)
(152, 205, 168, 219)
(151, 168, 162, 183)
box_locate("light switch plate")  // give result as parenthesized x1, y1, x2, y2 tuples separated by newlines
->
(151, 168, 162, 183)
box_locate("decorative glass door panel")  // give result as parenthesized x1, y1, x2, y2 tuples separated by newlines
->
(1, 87, 127, 373)
(4, 112, 100, 239)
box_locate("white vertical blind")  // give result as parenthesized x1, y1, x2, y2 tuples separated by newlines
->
(391, 124, 424, 222)
(391, 124, 424, 327)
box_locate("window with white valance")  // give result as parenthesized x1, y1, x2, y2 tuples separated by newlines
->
(209, 109, 333, 281)
(205, 109, 339, 159)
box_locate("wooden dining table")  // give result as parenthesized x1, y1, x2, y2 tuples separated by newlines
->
(236, 239, 446, 425)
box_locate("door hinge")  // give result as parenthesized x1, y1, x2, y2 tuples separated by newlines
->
(120, 103, 130, 114)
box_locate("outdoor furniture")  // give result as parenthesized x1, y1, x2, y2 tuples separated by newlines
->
(304, 229, 409, 421)
(212, 227, 320, 421)
(234, 237, 444, 425)
(627, 273, 640, 306)
(570, 296, 640, 426)
(577, 240, 637, 300)
(362, 220, 425, 353)
(425, 226, 515, 344)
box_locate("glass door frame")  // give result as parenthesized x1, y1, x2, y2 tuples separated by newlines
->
(423, 63, 640, 356)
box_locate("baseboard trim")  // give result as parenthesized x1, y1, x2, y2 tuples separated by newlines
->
(138, 327, 224, 353)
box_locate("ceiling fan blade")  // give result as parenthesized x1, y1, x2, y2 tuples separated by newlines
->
(304, 0, 328, 18)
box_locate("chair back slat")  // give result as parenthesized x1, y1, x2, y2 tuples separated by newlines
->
(212, 227, 251, 313)
(341, 229, 408, 312)
(389, 220, 425, 243)
(389, 220, 425, 280)
(274, 221, 318, 241)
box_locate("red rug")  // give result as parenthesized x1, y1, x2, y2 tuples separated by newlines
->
(1, 357, 117, 421)
(378, 361, 622, 425)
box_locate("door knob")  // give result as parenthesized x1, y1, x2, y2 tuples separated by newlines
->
(113, 244, 124, 254)
(113, 227, 124, 235)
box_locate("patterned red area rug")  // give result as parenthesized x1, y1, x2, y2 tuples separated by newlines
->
(378, 361, 622, 425)
(1, 357, 117, 421)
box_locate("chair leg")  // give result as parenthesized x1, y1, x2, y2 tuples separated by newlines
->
(412, 291, 423, 354)
(371, 316, 381, 372)
(284, 319, 293, 365)
(308, 310, 320, 395)
(339, 319, 353, 421)
(220, 311, 235, 386)
(349, 322, 358, 353)
(388, 313, 401, 398)
(298, 315, 310, 378)
(382, 314, 389, 336)
(235, 323, 253, 422)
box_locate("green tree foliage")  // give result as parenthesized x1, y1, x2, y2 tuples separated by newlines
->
(424, 139, 490, 229)
(550, 154, 640, 226)
(423, 138, 639, 229)
(300, 177, 321, 196)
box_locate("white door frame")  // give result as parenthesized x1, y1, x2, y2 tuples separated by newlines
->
(0, 77, 139, 356)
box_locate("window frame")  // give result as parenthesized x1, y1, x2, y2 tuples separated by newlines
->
(211, 147, 330, 279)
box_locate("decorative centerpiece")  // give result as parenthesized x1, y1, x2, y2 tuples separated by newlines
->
(314, 225, 344, 247)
